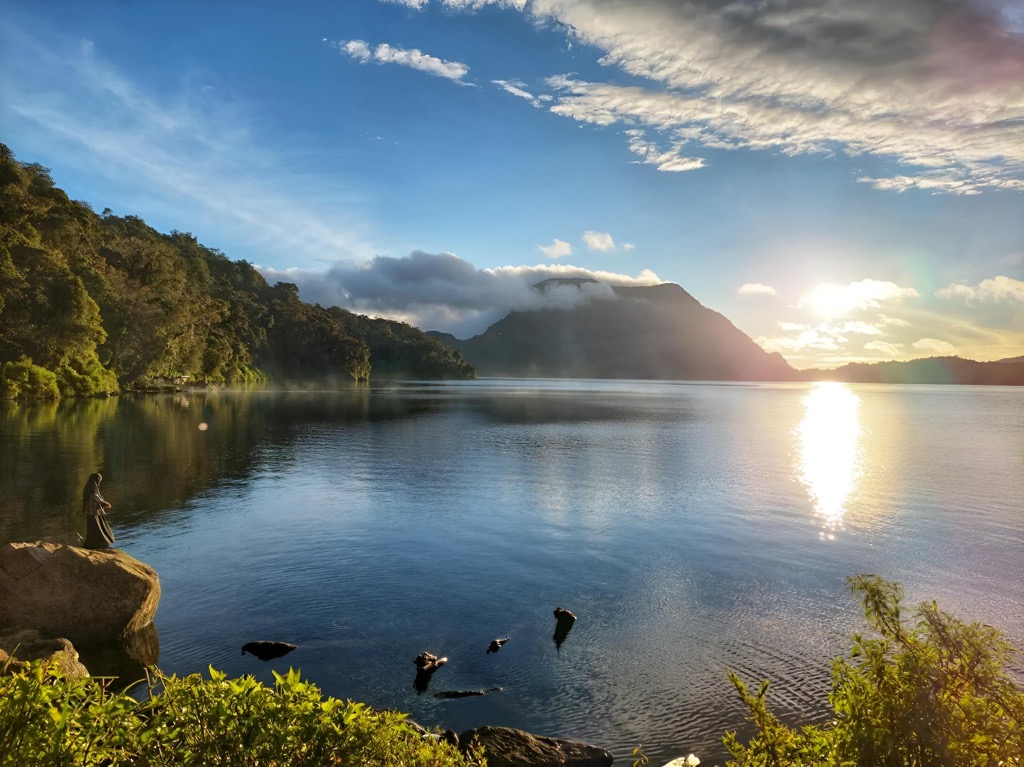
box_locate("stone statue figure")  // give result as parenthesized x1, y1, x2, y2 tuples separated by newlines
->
(82, 472, 115, 549)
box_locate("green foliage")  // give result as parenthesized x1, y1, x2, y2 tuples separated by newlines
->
(724, 575, 1024, 767)
(328, 307, 475, 380)
(0, 662, 485, 767)
(0, 144, 474, 396)
(0, 357, 60, 399)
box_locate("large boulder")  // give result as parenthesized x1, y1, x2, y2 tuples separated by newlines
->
(460, 726, 613, 767)
(0, 543, 160, 648)
(0, 627, 90, 678)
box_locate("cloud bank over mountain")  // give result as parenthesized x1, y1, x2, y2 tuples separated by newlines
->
(259, 251, 662, 337)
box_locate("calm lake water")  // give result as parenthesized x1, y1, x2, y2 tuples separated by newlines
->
(3, 380, 1022, 764)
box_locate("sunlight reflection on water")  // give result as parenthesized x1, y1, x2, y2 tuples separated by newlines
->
(797, 382, 863, 538)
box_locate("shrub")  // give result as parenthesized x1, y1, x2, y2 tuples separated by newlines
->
(0, 664, 485, 766)
(0, 357, 60, 399)
(724, 575, 1024, 767)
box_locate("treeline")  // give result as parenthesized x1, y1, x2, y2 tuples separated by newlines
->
(0, 145, 473, 398)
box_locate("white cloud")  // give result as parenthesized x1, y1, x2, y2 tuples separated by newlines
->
(519, 0, 1024, 193)
(258, 251, 662, 337)
(334, 39, 469, 82)
(539, 238, 573, 258)
(582, 230, 616, 251)
(800, 280, 920, 317)
(492, 79, 542, 107)
(757, 328, 841, 353)
(864, 341, 904, 357)
(381, 0, 430, 8)
(624, 129, 705, 172)
(913, 338, 958, 355)
(936, 276, 1024, 304)
(738, 282, 776, 296)
(622, 242, 636, 251)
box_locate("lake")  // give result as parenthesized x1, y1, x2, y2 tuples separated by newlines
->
(2, 380, 1022, 764)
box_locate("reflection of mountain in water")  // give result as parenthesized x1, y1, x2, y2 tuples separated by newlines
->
(0, 391, 448, 541)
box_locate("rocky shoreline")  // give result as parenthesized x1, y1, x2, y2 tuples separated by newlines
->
(0, 541, 700, 766)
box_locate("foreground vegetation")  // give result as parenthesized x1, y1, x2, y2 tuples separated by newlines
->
(0, 144, 473, 399)
(725, 575, 1024, 766)
(0, 665, 483, 766)
(3, 576, 1021, 765)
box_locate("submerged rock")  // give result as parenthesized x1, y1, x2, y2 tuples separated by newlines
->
(434, 687, 503, 699)
(460, 726, 612, 767)
(0, 542, 160, 648)
(0, 627, 89, 679)
(241, 641, 297, 661)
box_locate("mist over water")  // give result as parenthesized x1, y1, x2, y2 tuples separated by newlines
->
(3, 381, 1022, 764)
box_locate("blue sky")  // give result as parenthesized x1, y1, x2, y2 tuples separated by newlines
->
(3, 0, 1022, 368)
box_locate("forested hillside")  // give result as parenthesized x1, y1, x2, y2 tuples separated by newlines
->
(0, 145, 473, 398)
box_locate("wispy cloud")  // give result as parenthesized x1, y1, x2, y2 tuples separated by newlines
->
(799, 280, 920, 316)
(259, 251, 662, 337)
(3, 23, 376, 269)
(381, 0, 430, 8)
(738, 283, 777, 296)
(333, 39, 470, 82)
(752, 274, 1023, 367)
(913, 337, 957, 354)
(624, 129, 705, 172)
(492, 79, 542, 107)
(582, 230, 616, 251)
(864, 341, 904, 357)
(539, 238, 573, 258)
(507, 0, 1024, 193)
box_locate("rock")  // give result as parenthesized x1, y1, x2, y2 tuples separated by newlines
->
(553, 607, 576, 623)
(0, 627, 90, 678)
(553, 607, 576, 649)
(460, 726, 613, 767)
(414, 651, 448, 672)
(434, 687, 503, 699)
(487, 637, 510, 653)
(663, 756, 701, 767)
(0, 542, 161, 648)
(241, 641, 297, 661)
(442, 729, 460, 749)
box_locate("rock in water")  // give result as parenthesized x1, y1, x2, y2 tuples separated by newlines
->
(434, 687, 503, 699)
(0, 542, 160, 648)
(662, 756, 701, 767)
(487, 637, 510, 653)
(0, 627, 90, 679)
(553, 607, 576, 649)
(459, 726, 613, 767)
(414, 651, 448, 672)
(241, 641, 297, 661)
(553, 607, 576, 623)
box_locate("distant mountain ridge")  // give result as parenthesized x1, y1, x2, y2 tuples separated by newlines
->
(431, 279, 1024, 386)
(433, 280, 795, 381)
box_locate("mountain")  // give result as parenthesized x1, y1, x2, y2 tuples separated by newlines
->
(433, 281, 796, 381)
(810, 356, 1024, 386)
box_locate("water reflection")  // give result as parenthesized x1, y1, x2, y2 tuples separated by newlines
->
(797, 382, 863, 537)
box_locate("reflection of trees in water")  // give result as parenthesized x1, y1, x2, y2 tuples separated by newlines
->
(1, 391, 447, 542)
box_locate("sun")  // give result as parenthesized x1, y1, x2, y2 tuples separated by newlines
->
(801, 283, 861, 318)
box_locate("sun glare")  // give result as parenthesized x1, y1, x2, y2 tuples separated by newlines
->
(802, 283, 860, 318)
(797, 382, 863, 537)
